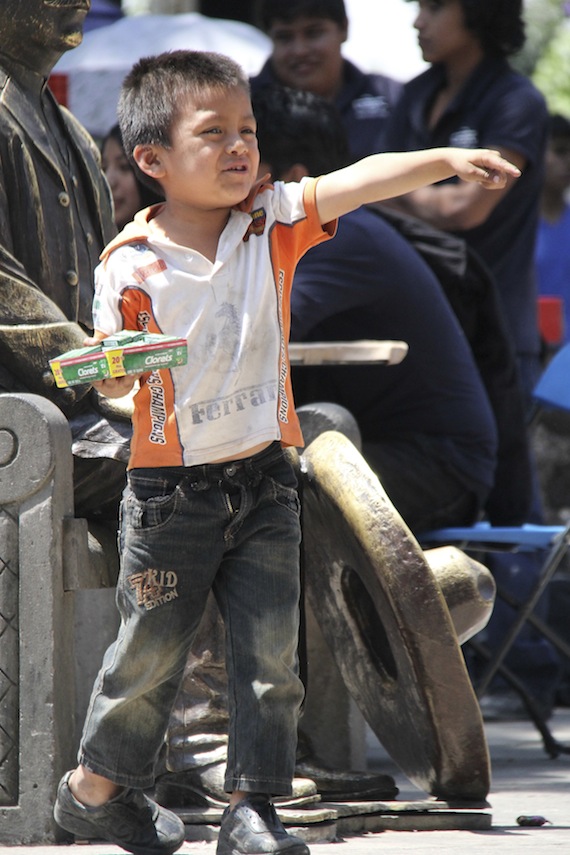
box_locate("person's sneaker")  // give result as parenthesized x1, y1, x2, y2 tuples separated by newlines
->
(216, 794, 310, 855)
(53, 770, 186, 855)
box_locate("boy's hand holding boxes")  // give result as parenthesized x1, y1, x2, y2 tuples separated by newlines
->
(49, 330, 188, 388)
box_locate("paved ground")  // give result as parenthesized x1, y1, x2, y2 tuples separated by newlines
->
(5, 707, 570, 855)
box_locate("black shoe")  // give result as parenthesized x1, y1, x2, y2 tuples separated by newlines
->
(216, 794, 310, 855)
(53, 771, 186, 855)
(154, 763, 319, 809)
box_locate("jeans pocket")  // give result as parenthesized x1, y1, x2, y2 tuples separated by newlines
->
(125, 485, 181, 530)
(264, 462, 300, 517)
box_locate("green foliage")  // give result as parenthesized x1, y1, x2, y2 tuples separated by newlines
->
(511, 0, 564, 76)
(532, 21, 570, 116)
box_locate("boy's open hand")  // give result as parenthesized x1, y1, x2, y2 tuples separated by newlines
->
(452, 148, 521, 188)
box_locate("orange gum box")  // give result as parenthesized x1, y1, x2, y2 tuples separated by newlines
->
(49, 330, 188, 388)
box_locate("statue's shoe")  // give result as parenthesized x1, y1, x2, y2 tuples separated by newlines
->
(153, 763, 319, 809)
(294, 759, 398, 802)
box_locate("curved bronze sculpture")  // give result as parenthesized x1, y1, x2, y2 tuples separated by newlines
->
(301, 431, 492, 800)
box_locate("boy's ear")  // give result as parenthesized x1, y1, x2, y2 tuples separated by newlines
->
(133, 144, 166, 180)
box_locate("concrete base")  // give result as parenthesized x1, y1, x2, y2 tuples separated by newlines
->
(174, 799, 491, 844)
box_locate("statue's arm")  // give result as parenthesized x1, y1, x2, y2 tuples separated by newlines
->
(0, 167, 89, 409)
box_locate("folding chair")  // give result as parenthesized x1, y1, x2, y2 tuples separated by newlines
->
(420, 343, 570, 757)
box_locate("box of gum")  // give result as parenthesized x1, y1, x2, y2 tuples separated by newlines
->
(49, 331, 188, 388)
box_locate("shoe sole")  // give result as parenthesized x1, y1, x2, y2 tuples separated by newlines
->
(216, 838, 309, 855)
(55, 807, 182, 855)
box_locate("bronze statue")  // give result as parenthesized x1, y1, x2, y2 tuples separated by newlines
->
(0, 0, 130, 522)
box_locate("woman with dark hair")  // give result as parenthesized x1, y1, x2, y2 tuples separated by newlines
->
(101, 124, 163, 230)
(383, 0, 546, 403)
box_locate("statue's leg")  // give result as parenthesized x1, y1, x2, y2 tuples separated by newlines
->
(155, 593, 319, 807)
(157, 405, 398, 807)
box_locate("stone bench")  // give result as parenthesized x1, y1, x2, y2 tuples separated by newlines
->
(0, 393, 120, 844)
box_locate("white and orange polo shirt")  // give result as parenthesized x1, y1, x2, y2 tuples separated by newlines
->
(93, 176, 335, 468)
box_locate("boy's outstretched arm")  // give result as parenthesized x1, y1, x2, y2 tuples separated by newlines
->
(314, 147, 521, 226)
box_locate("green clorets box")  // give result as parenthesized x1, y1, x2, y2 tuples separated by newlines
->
(49, 331, 188, 388)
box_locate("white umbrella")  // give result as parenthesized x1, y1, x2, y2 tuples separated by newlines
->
(53, 13, 272, 137)
(343, 0, 426, 82)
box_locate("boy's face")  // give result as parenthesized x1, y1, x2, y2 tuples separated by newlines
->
(267, 15, 348, 100)
(414, 0, 477, 65)
(137, 86, 259, 213)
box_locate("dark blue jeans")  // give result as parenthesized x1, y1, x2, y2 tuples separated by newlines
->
(78, 443, 305, 795)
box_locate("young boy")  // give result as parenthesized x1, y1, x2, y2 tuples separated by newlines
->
(53, 49, 519, 855)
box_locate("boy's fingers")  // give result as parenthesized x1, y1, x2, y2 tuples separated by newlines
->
(481, 150, 521, 177)
(466, 151, 520, 187)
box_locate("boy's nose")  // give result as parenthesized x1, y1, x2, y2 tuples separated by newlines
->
(228, 137, 247, 154)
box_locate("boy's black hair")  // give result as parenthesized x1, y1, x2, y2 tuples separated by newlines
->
(252, 84, 350, 177)
(118, 50, 250, 193)
(405, 0, 525, 58)
(258, 0, 347, 32)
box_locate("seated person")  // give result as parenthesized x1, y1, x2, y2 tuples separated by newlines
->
(256, 87, 564, 722)
(253, 84, 498, 534)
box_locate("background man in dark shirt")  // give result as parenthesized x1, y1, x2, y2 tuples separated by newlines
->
(251, 0, 402, 162)
(254, 84, 498, 534)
